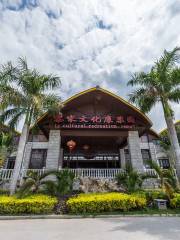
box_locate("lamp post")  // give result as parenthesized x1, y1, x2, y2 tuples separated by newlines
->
(67, 140, 76, 168)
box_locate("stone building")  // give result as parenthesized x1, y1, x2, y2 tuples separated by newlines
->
(4, 87, 172, 178)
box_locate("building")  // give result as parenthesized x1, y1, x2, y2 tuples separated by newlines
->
(4, 86, 173, 178)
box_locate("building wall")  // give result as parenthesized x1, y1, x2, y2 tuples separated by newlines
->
(18, 131, 169, 170)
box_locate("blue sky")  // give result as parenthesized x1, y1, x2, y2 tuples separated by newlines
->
(0, 0, 180, 131)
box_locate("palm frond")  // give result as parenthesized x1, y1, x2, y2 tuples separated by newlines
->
(0, 85, 26, 109)
(169, 67, 180, 86)
(168, 88, 180, 103)
(17, 179, 35, 198)
(0, 108, 24, 123)
(147, 160, 162, 177)
(39, 74, 61, 90)
(18, 57, 28, 72)
(128, 88, 157, 113)
(155, 47, 180, 83)
(8, 110, 25, 129)
(41, 180, 57, 196)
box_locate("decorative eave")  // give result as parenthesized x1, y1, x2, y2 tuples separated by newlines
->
(159, 120, 180, 135)
(31, 86, 153, 129)
(148, 128, 159, 138)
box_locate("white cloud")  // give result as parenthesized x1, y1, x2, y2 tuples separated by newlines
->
(0, 0, 180, 131)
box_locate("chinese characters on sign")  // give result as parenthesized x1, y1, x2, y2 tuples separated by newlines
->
(53, 114, 136, 129)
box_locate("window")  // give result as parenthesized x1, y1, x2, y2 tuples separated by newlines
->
(152, 139, 160, 145)
(29, 149, 47, 169)
(158, 158, 170, 169)
(141, 149, 151, 168)
(7, 157, 15, 169)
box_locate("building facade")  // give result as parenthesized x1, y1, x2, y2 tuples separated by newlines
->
(7, 86, 170, 175)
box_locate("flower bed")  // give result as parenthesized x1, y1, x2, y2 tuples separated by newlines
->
(67, 192, 146, 214)
(0, 195, 58, 214)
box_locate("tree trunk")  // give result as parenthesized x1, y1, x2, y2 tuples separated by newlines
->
(165, 116, 180, 178)
(10, 124, 29, 195)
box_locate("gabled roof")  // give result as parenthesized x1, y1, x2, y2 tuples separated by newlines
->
(159, 120, 180, 135)
(33, 86, 152, 127)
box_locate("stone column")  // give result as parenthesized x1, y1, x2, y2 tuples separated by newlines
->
(22, 142, 33, 169)
(46, 130, 61, 169)
(119, 149, 126, 169)
(59, 148, 64, 169)
(149, 142, 158, 163)
(128, 131, 144, 172)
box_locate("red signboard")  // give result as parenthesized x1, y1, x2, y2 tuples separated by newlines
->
(53, 114, 136, 129)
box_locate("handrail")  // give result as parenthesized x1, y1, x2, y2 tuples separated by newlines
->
(0, 168, 125, 180)
(1, 168, 171, 181)
(63, 153, 120, 161)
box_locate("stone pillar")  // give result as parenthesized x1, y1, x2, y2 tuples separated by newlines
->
(128, 131, 144, 172)
(22, 142, 33, 169)
(46, 130, 61, 169)
(149, 142, 158, 163)
(59, 148, 64, 169)
(119, 149, 126, 169)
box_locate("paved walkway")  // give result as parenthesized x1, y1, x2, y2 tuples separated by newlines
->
(0, 217, 180, 240)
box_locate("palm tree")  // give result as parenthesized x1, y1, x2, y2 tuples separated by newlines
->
(147, 160, 179, 199)
(43, 170, 75, 197)
(0, 57, 61, 194)
(116, 165, 151, 193)
(17, 170, 54, 198)
(128, 47, 180, 177)
(18, 169, 75, 203)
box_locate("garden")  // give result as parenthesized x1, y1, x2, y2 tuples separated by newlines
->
(1, 161, 180, 216)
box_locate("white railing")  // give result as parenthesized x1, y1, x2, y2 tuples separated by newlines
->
(1, 168, 167, 181)
(0, 169, 14, 180)
(67, 168, 125, 178)
(0, 168, 125, 180)
(145, 169, 157, 176)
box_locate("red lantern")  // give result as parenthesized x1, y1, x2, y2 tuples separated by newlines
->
(67, 140, 76, 152)
(83, 144, 90, 151)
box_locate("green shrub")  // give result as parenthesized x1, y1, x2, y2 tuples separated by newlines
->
(67, 192, 146, 214)
(144, 190, 168, 203)
(0, 188, 9, 195)
(0, 194, 58, 214)
(170, 194, 180, 208)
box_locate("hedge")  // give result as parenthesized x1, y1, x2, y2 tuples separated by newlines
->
(133, 190, 168, 204)
(170, 194, 180, 208)
(67, 192, 146, 214)
(0, 195, 58, 214)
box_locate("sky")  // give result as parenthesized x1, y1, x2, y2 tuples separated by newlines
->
(0, 0, 180, 132)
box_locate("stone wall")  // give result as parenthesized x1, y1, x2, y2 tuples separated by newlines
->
(128, 131, 144, 171)
(46, 130, 61, 169)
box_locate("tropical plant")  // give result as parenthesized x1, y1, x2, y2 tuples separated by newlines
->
(116, 166, 151, 193)
(147, 160, 179, 199)
(160, 124, 180, 165)
(43, 169, 75, 197)
(17, 170, 54, 198)
(127, 47, 180, 178)
(0, 57, 61, 194)
(0, 131, 14, 167)
(18, 169, 75, 199)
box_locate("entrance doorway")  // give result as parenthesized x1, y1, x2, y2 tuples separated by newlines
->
(61, 136, 121, 169)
